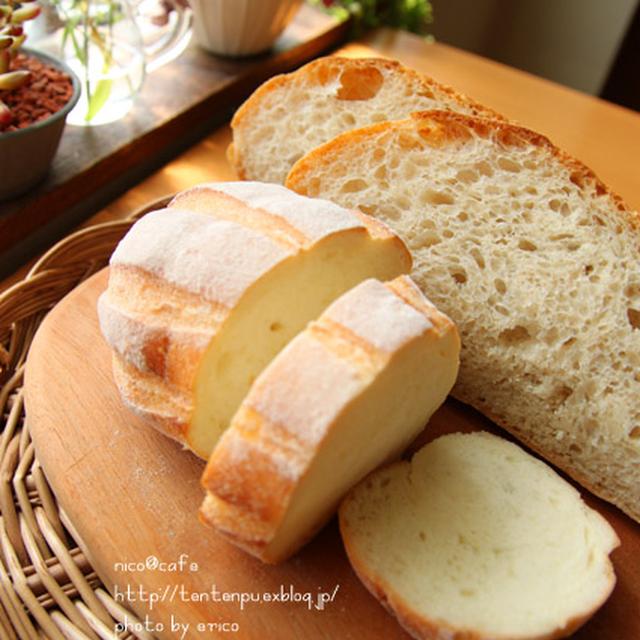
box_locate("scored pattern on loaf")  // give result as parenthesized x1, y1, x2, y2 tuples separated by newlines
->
(111, 209, 287, 304)
(201, 276, 460, 563)
(285, 110, 640, 523)
(112, 356, 191, 440)
(103, 182, 383, 388)
(99, 182, 411, 458)
(170, 182, 369, 246)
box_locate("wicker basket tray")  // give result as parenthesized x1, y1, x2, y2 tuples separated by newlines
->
(0, 197, 171, 640)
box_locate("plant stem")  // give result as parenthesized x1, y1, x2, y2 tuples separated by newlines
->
(82, 0, 90, 110)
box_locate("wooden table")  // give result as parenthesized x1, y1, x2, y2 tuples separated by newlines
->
(5, 27, 640, 640)
(2, 28, 640, 285)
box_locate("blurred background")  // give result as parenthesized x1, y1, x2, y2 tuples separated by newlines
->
(429, 0, 639, 111)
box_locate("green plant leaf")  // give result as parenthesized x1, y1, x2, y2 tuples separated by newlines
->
(11, 4, 40, 24)
(308, 0, 433, 36)
(64, 16, 86, 65)
(0, 68, 29, 89)
(85, 77, 111, 121)
(9, 33, 24, 51)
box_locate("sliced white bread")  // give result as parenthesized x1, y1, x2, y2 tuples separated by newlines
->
(200, 276, 460, 563)
(340, 432, 619, 640)
(286, 111, 640, 523)
(98, 182, 410, 459)
(229, 56, 500, 184)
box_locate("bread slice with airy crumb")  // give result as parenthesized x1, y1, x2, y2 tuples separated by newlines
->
(340, 432, 619, 640)
(229, 56, 500, 184)
(200, 276, 460, 563)
(286, 110, 640, 523)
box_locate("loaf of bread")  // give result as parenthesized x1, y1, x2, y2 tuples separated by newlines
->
(229, 56, 500, 184)
(340, 432, 619, 640)
(200, 276, 460, 563)
(98, 182, 410, 459)
(286, 110, 640, 522)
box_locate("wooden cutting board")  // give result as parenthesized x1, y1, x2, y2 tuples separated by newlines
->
(24, 269, 639, 640)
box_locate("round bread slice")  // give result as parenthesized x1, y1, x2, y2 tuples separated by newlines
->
(229, 55, 500, 184)
(286, 110, 640, 524)
(98, 182, 411, 459)
(200, 276, 460, 563)
(340, 432, 619, 640)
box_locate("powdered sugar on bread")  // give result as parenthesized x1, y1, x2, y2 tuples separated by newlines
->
(324, 278, 434, 354)
(201, 276, 460, 562)
(201, 181, 363, 241)
(111, 209, 290, 307)
(99, 182, 411, 458)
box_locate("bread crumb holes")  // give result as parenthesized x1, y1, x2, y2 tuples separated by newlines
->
(499, 326, 530, 344)
(421, 189, 455, 206)
(518, 239, 537, 251)
(450, 269, 467, 284)
(627, 308, 640, 330)
(340, 178, 368, 193)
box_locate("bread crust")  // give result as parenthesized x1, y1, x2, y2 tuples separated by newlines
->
(230, 56, 503, 181)
(460, 391, 640, 522)
(200, 276, 459, 563)
(111, 354, 190, 442)
(288, 109, 635, 224)
(98, 280, 215, 394)
(338, 436, 619, 640)
(285, 110, 640, 524)
(98, 261, 219, 447)
(99, 183, 412, 458)
(340, 514, 617, 640)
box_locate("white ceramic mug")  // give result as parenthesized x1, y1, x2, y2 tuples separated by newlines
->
(190, 0, 302, 56)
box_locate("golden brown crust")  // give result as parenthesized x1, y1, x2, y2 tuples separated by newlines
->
(199, 492, 275, 562)
(386, 277, 458, 339)
(286, 109, 638, 231)
(100, 288, 214, 394)
(98, 264, 217, 451)
(199, 493, 329, 565)
(201, 407, 298, 526)
(131, 406, 188, 443)
(198, 327, 369, 562)
(411, 111, 633, 221)
(229, 56, 503, 180)
(199, 276, 458, 563)
(111, 355, 190, 443)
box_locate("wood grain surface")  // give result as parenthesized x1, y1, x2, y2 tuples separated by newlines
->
(24, 270, 639, 640)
